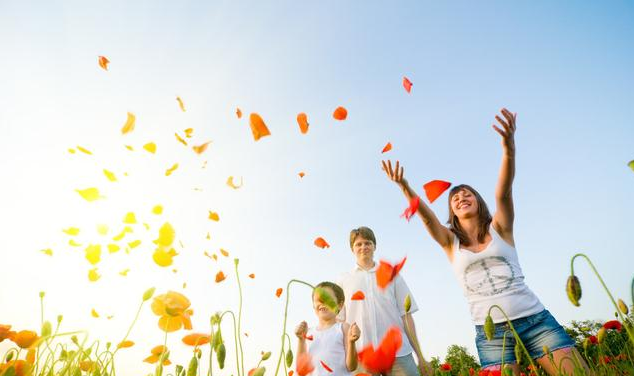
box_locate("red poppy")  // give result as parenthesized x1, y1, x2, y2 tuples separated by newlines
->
(469, 368, 475, 376)
(400, 196, 419, 221)
(603, 320, 622, 332)
(351, 291, 365, 301)
(403, 77, 413, 93)
(440, 363, 452, 371)
(423, 180, 451, 203)
(588, 335, 598, 344)
(320, 360, 333, 373)
(297, 353, 315, 376)
(376, 257, 407, 289)
(358, 327, 402, 374)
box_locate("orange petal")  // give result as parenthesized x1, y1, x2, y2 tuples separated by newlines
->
(275, 288, 283, 298)
(117, 340, 135, 349)
(121, 112, 136, 135)
(220, 248, 229, 257)
(208, 211, 220, 221)
(351, 291, 365, 301)
(182, 333, 210, 346)
(98, 56, 110, 70)
(423, 180, 452, 203)
(248, 273, 255, 279)
(381, 142, 392, 154)
(297, 113, 309, 134)
(298, 172, 305, 178)
(403, 77, 413, 93)
(296, 353, 315, 376)
(236, 108, 242, 119)
(376, 257, 407, 289)
(151, 345, 168, 355)
(249, 113, 271, 141)
(175, 133, 188, 146)
(333, 106, 347, 121)
(193, 141, 212, 155)
(314, 237, 330, 249)
(400, 196, 420, 221)
(215, 271, 226, 283)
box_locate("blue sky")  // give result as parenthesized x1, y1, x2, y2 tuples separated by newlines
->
(1, 0, 633, 372)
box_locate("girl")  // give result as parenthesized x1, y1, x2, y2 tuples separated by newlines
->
(295, 281, 360, 376)
(382, 108, 588, 375)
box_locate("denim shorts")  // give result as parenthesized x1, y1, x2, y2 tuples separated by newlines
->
(474, 309, 575, 368)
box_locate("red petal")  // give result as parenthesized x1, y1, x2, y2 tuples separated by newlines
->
(275, 288, 283, 298)
(314, 237, 330, 249)
(381, 142, 392, 154)
(297, 113, 309, 134)
(423, 180, 451, 203)
(320, 360, 333, 373)
(304, 334, 313, 341)
(375, 257, 407, 289)
(333, 107, 347, 121)
(296, 353, 315, 376)
(358, 327, 402, 374)
(400, 196, 419, 221)
(351, 291, 365, 301)
(403, 77, 412, 93)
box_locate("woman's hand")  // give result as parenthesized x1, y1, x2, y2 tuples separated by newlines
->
(295, 321, 308, 339)
(492, 108, 516, 155)
(381, 160, 408, 189)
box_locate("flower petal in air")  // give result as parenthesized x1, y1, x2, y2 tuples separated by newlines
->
(208, 211, 220, 221)
(236, 108, 242, 119)
(249, 113, 271, 141)
(376, 257, 407, 289)
(103, 169, 117, 182)
(88, 268, 101, 282)
(76, 187, 104, 202)
(248, 273, 255, 279)
(153, 248, 178, 267)
(121, 112, 136, 134)
(117, 340, 135, 349)
(314, 237, 330, 249)
(85, 244, 101, 265)
(296, 353, 315, 376)
(423, 180, 451, 203)
(358, 326, 402, 374)
(98, 56, 110, 70)
(381, 142, 392, 154)
(77, 146, 92, 155)
(193, 141, 212, 155)
(123, 212, 137, 224)
(297, 113, 309, 134)
(298, 172, 305, 178)
(143, 142, 157, 154)
(320, 361, 333, 373)
(220, 248, 229, 257)
(403, 77, 413, 93)
(215, 271, 226, 283)
(351, 291, 365, 301)
(165, 163, 179, 176)
(63, 227, 80, 236)
(227, 176, 243, 189)
(275, 288, 283, 298)
(40, 249, 53, 256)
(400, 196, 419, 222)
(333, 106, 347, 120)
(176, 97, 186, 112)
(152, 205, 163, 215)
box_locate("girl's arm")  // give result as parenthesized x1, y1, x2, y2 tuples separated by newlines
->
(491, 108, 517, 243)
(343, 322, 360, 371)
(295, 321, 308, 355)
(382, 160, 454, 255)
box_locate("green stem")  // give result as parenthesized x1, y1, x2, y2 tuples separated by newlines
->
(219, 310, 240, 376)
(235, 260, 245, 376)
(107, 298, 147, 375)
(571, 253, 634, 345)
(487, 305, 538, 371)
(156, 320, 170, 376)
(273, 279, 314, 376)
(500, 331, 507, 371)
(207, 317, 214, 376)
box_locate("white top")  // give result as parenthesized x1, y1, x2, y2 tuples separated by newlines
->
(450, 225, 544, 324)
(338, 263, 418, 357)
(307, 322, 352, 376)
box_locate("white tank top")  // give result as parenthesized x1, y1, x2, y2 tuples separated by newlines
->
(307, 322, 351, 376)
(450, 225, 544, 324)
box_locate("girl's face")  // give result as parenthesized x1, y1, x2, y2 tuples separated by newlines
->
(312, 287, 341, 321)
(352, 235, 375, 261)
(451, 189, 478, 218)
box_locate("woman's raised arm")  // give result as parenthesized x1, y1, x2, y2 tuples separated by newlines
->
(491, 108, 517, 241)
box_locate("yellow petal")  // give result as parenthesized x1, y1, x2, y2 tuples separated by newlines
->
(143, 223, 150, 230)
(112, 230, 126, 241)
(123, 226, 134, 233)
(182, 282, 187, 288)
(40, 248, 53, 256)
(128, 240, 141, 248)
(175, 133, 188, 146)
(69, 239, 82, 247)
(76, 188, 103, 202)
(206, 232, 211, 240)
(77, 146, 93, 155)
(119, 268, 129, 276)
(177, 97, 186, 112)
(97, 224, 109, 235)
(226, 176, 243, 189)
(108, 244, 120, 253)
(156, 222, 175, 247)
(152, 205, 163, 215)
(123, 212, 137, 224)
(91, 308, 99, 318)
(103, 169, 117, 182)
(153, 247, 178, 267)
(184, 128, 193, 138)
(125, 145, 134, 151)
(88, 268, 101, 282)
(143, 142, 157, 154)
(192, 141, 211, 155)
(85, 244, 102, 265)
(208, 211, 219, 221)
(165, 163, 179, 176)
(62, 227, 80, 236)
(121, 112, 136, 135)
(68, 148, 76, 154)
(220, 248, 229, 257)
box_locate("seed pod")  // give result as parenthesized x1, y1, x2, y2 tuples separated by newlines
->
(597, 327, 606, 344)
(484, 315, 495, 341)
(5, 352, 14, 362)
(212, 329, 223, 351)
(566, 275, 582, 307)
(187, 355, 198, 376)
(217, 343, 226, 369)
(542, 345, 550, 356)
(261, 351, 272, 361)
(404, 294, 412, 313)
(252, 367, 266, 376)
(142, 287, 156, 302)
(57, 315, 63, 324)
(41, 321, 52, 337)
(618, 299, 629, 315)
(285, 349, 294, 368)
(175, 365, 184, 376)
(514, 343, 522, 364)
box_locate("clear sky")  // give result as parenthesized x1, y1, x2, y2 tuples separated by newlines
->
(1, 0, 633, 373)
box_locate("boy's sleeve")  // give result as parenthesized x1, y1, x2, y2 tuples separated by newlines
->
(394, 274, 418, 316)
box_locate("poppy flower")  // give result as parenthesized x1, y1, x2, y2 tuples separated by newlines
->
(276, 288, 283, 298)
(351, 291, 365, 301)
(358, 326, 402, 374)
(588, 335, 598, 344)
(143, 345, 172, 365)
(320, 360, 333, 373)
(12, 330, 40, 349)
(0, 324, 15, 343)
(296, 352, 315, 376)
(381, 142, 392, 154)
(401, 196, 419, 221)
(469, 367, 475, 376)
(117, 340, 134, 349)
(333, 107, 347, 121)
(423, 180, 451, 203)
(440, 363, 452, 371)
(151, 291, 193, 332)
(216, 271, 226, 283)
(98, 56, 109, 70)
(314, 237, 330, 249)
(376, 257, 407, 289)
(182, 333, 211, 346)
(297, 113, 309, 134)
(403, 77, 412, 93)
(249, 113, 271, 141)
(603, 320, 622, 332)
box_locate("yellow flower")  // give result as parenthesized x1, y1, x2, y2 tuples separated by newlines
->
(151, 291, 193, 332)
(12, 330, 40, 349)
(144, 345, 172, 365)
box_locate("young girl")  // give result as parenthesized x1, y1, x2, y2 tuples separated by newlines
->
(382, 108, 588, 375)
(295, 281, 360, 376)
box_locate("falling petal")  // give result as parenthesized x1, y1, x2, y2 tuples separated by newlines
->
(152, 205, 163, 215)
(40, 249, 53, 256)
(143, 142, 157, 154)
(98, 56, 109, 70)
(215, 271, 226, 283)
(333, 106, 347, 121)
(63, 227, 80, 236)
(297, 113, 309, 134)
(88, 268, 101, 282)
(153, 247, 178, 267)
(69, 239, 82, 247)
(123, 226, 134, 234)
(175, 133, 188, 146)
(128, 240, 141, 249)
(97, 224, 109, 235)
(76, 188, 104, 202)
(376, 257, 407, 289)
(123, 212, 137, 224)
(91, 308, 100, 318)
(212, 254, 218, 261)
(206, 232, 211, 240)
(176, 97, 186, 112)
(249, 113, 271, 141)
(68, 148, 76, 154)
(121, 112, 136, 135)
(248, 273, 255, 279)
(124, 145, 134, 151)
(400, 196, 420, 221)
(192, 141, 212, 155)
(275, 288, 283, 298)
(236, 108, 242, 119)
(85, 244, 102, 265)
(381, 142, 392, 154)
(358, 327, 402, 374)
(165, 163, 179, 176)
(351, 291, 365, 301)
(320, 361, 333, 373)
(208, 211, 220, 221)
(117, 340, 135, 349)
(298, 172, 305, 178)
(403, 77, 413, 93)
(314, 237, 330, 249)
(628, 160, 634, 172)
(226, 176, 243, 189)
(156, 222, 176, 247)
(119, 268, 129, 276)
(423, 180, 452, 203)
(77, 146, 92, 155)
(112, 231, 126, 241)
(220, 248, 229, 257)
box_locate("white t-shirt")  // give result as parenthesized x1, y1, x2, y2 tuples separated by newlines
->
(450, 225, 544, 324)
(307, 322, 352, 376)
(338, 263, 418, 357)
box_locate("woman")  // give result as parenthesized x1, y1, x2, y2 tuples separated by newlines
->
(382, 108, 588, 375)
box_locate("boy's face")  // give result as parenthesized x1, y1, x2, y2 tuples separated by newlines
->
(312, 287, 341, 320)
(351, 235, 375, 262)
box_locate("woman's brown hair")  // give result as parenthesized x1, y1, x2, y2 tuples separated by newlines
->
(447, 184, 492, 246)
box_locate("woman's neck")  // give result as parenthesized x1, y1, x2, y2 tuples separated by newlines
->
(460, 217, 481, 243)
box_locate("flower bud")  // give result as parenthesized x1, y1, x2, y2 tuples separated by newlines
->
(41, 321, 52, 337)
(39, 291, 45, 299)
(234, 258, 239, 266)
(285, 349, 294, 368)
(217, 343, 226, 369)
(404, 294, 412, 313)
(252, 367, 266, 376)
(566, 275, 582, 307)
(5, 352, 14, 362)
(187, 355, 198, 376)
(597, 327, 606, 344)
(618, 299, 629, 315)
(484, 315, 495, 341)
(142, 287, 156, 302)
(261, 351, 271, 361)
(514, 343, 522, 364)
(57, 315, 63, 324)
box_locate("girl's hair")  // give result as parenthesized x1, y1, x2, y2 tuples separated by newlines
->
(349, 226, 376, 249)
(447, 184, 492, 246)
(313, 281, 345, 306)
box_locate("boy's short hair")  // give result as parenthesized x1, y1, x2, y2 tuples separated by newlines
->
(314, 281, 345, 305)
(349, 226, 376, 249)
